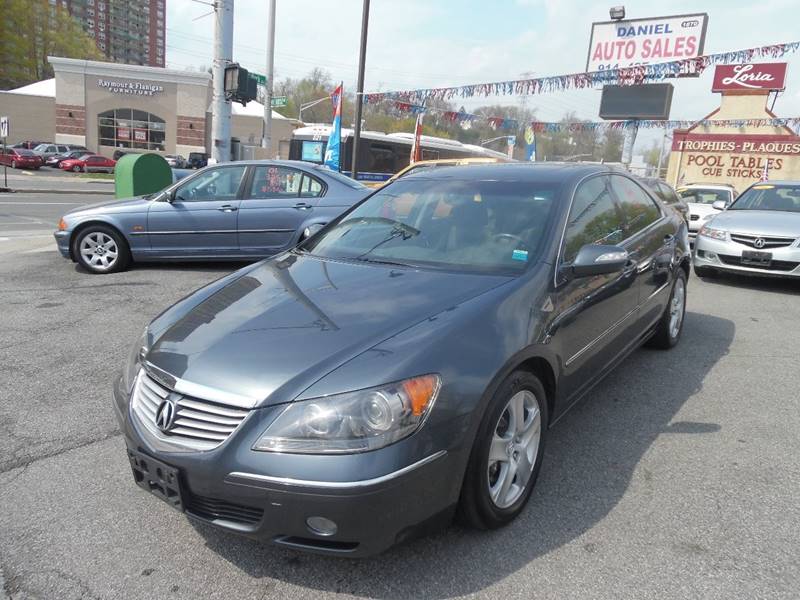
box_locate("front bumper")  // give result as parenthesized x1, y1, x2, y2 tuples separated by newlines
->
(693, 235, 800, 278)
(54, 230, 71, 258)
(113, 375, 463, 557)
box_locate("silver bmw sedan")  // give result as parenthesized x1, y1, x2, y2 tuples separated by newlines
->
(693, 181, 800, 278)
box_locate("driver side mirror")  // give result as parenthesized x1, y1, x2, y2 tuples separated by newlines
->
(565, 244, 629, 278)
(711, 200, 727, 211)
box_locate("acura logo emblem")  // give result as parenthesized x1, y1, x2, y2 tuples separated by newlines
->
(753, 238, 766, 249)
(155, 397, 177, 432)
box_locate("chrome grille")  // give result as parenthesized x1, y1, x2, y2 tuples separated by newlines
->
(730, 233, 797, 249)
(131, 370, 249, 451)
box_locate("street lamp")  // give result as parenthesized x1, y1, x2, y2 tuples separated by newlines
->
(298, 96, 330, 123)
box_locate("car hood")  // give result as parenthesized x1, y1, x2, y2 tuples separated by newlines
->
(686, 202, 722, 216)
(709, 210, 800, 236)
(67, 196, 152, 217)
(146, 254, 512, 408)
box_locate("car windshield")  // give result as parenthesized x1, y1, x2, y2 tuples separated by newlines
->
(729, 183, 800, 212)
(301, 178, 560, 274)
(677, 188, 731, 205)
(315, 167, 367, 190)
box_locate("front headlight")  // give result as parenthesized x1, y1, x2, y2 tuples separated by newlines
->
(253, 374, 441, 454)
(122, 327, 149, 393)
(699, 225, 728, 241)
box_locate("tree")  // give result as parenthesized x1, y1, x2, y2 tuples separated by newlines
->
(0, 0, 105, 90)
(598, 129, 624, 162)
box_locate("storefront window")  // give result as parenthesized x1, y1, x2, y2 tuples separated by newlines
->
(98, 108, 166, 151)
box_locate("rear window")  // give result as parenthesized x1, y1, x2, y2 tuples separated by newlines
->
(316, 167, 367, 190)
(677, 187, 732, 204)
(15, 149, 35, 156)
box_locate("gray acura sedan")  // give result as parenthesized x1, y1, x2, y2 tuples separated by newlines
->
(54, 160, 369, 273)
(116, 163, 690, 556)
(694, 181, 800, 278)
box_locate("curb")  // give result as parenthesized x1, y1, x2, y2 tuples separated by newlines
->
(2, 188, 111, 195)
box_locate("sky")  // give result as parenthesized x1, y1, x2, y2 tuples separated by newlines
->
(165, 0, 800, 153)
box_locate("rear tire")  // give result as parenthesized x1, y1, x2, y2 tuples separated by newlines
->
(72, 225, 131, 274)
(11, 161, 17, 169)
(459, 371, 548, 530)
(648, 269, 687, 349)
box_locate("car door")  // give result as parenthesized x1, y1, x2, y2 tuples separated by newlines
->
(609, 174, 676, 330)
(550, 175, 640, 412)
(84, 156, 103, 172)
(237, 164, 324, 256)
(147, 164, 247, 256)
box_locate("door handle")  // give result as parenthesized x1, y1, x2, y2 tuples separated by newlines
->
(294, 202, 312, 210)
(218, 205, 238, 212)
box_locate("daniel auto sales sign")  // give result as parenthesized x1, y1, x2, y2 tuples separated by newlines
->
(587, 13, 708, 73)
(712, 63, 788, 92)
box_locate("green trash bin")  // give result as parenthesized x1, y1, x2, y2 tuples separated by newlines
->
(114, 153, 172, 199)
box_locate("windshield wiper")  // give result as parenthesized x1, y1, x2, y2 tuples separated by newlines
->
(353, 256, 420, 268)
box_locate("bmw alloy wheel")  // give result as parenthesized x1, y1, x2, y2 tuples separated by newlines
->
(79, 231, 119, 272)
(487, 390, 542, 509)
(669, 276, 686, 339)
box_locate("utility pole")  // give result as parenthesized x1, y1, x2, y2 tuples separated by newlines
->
(620, 121, 638, 166)
(211, 0, 234, 163)
(261, 0, 276, 154)
(350, 0, 370, 181)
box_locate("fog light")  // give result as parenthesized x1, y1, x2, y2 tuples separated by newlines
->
(306, 516, 338, 536)
(706, 252, 718, 261)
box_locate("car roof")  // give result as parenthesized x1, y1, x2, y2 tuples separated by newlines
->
(677, 183, 736, 190)
(398, 161, 619, 183)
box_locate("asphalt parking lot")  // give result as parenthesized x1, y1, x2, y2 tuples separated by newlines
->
(1, 201, 799, 599)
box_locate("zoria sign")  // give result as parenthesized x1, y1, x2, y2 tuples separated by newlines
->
(97, 78, 164, 96)
(586, 13, 708, 74)
(711, 63, 788, 92)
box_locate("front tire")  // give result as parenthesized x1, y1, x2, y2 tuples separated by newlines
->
(72, 225, 131, 274)
(459, 371, 548, 529)
(648, 269, 687, 349)
(72, 165, 82, 172)
(11, 161, 17, 169)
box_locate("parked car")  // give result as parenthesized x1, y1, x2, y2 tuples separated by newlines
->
(0, 148, 42, 169)
(46, 150, 93, 168)
(60, 154, 116, 173)
(187, 152, 208, 169)
(32, 143, 71, 161)
(694, 180, 800, 279)
(676, 183, 737, 239)
(112, 163, 689, 556)
(11, 140, 46, 150)
(641, 177, 688, 222)
(164, 154, 186, 168)
(54, 160, 370, 273)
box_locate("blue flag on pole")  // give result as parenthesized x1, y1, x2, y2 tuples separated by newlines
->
(324, 83, 343, 171)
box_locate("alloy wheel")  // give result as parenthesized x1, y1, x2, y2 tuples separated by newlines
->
(487, 390, 542, 509)
(669, 277, 686, 339)
(79, 232, 119, 271)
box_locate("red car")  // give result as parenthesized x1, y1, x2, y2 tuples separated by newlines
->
(60, 154, 116, 173)
(0, 148, 42, 169)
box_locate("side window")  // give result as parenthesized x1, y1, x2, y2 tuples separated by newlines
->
(176, 166, 246, 201)
(563, 176, 626, 263)
(610, 175, 661, 237)
(248, 166, 301, 199)
(300, 174, 324, 198)
(47, 145, 57, 153)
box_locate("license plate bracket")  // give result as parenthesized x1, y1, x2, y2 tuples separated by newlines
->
(127, 448, 184, 511)
(741, 250, 772, 266)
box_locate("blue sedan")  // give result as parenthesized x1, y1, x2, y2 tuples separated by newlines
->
(54, 160, 369, 274)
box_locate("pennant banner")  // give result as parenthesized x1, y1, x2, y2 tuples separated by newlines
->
(375, 97, 800, 133)
(362, 41, 800, 103)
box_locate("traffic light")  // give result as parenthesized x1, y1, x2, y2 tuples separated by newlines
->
(223, 63, 258, 106)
